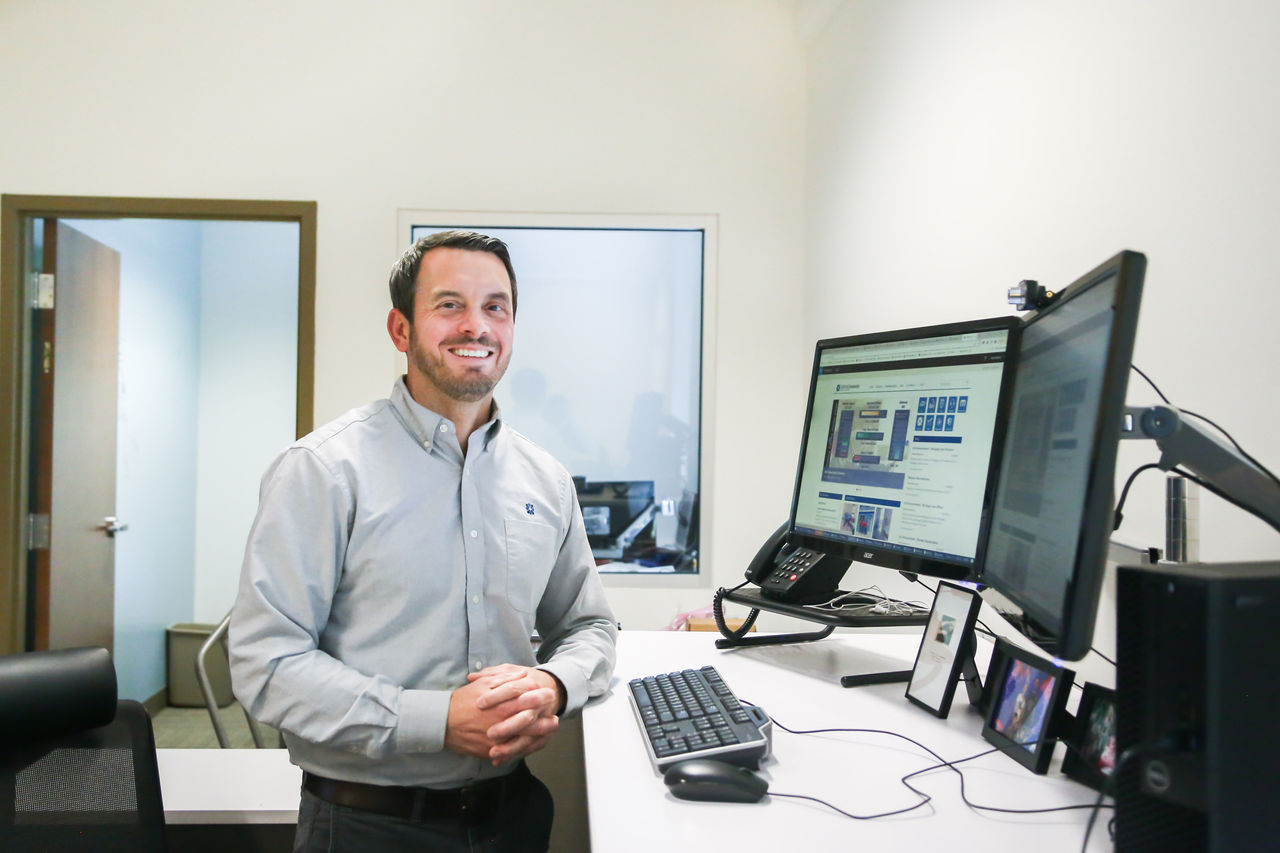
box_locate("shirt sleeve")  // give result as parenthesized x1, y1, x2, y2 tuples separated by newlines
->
(533, 477, 619, 716)
(228, 447, 451, 758)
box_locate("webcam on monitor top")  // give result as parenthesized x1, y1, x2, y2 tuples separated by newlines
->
(1007, 279, 1059, 312)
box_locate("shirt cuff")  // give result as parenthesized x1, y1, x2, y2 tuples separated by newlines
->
(536, 662, 586, 716)
(394, 688, 452, 754)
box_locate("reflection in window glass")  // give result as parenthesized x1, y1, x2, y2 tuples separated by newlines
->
(409, 224, 703, 573)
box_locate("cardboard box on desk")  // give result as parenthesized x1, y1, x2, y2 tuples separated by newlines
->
(685, 616, 754, 633)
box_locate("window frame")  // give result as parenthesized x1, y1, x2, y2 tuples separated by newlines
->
(397, 209, 717, 584)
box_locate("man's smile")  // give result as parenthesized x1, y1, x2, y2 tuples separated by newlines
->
(448, 345, 494, 359)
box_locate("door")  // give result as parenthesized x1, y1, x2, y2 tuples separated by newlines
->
(30, 222, 121, 651)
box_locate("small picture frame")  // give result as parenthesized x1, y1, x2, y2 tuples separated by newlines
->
(905, 582, 982, 718)
(1061, 683, 1117, 791)
(981, 639, 1075, 774)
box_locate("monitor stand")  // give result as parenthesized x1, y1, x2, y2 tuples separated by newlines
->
(714, 586, 930, 688)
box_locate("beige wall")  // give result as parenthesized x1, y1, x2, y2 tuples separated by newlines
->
(805, 0, 1280, 678)
(807, 0, 1280, 567)
(0, 0, 810, 630)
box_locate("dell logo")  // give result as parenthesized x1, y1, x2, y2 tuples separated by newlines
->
(862, 552, 873, 559)
(1143, 760, 1172, 794)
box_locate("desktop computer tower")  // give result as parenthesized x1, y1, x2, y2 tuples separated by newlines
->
(1114, 561, 1280, 852)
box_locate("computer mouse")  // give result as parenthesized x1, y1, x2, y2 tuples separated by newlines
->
(663, 758, 769, 803)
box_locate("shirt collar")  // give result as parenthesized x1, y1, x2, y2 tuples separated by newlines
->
(390, 377, 504, 453)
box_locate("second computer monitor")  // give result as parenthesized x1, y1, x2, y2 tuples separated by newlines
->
(981, 250, 1146, 661)
(789, 316, 1020, 581)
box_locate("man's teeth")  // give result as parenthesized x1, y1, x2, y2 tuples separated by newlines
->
(452, 348, 491, 358)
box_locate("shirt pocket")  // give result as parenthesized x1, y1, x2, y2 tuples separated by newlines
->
(504, 518, 558, 614)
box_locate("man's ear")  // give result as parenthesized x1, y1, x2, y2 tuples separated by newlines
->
(387, 308, 411, 353)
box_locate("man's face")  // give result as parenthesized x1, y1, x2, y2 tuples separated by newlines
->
(395, 247, 514, 405)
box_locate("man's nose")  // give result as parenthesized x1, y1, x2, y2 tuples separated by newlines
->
(458, 305, 490, 339)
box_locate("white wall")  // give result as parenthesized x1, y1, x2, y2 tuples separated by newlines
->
(805, 0, 1280, 677)
(193, 221, 299, 622)
(0, 0, 809, 630)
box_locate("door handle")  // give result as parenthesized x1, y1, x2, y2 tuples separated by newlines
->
(101, 516, 129, 537)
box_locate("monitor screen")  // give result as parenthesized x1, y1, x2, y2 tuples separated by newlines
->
(789, 317, 1019, 581)
(981, 250, 1146, 660)
(576, 479, 655, 545)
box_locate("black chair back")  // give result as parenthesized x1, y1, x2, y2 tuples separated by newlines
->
(0, 646, 166, 852)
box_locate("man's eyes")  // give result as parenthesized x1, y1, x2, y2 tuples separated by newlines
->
(431, 300, 508, 314)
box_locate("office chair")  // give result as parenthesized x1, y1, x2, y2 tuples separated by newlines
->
(198, 610, 270, 748)
(0, 646, 166, 852)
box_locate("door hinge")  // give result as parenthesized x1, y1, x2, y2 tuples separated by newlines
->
(31, 273, 55, 309)
(27, 513, 51, 550)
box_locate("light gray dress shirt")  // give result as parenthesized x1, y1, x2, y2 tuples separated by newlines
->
(229, 378, 618, 787)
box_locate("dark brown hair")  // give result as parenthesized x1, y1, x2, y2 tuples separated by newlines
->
(388, 230, 518, 318)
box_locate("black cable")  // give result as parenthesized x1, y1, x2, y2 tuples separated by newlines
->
(1173, 465, 1280, 535)
(1090, 647, 1116, 667)
(1112, 462, 1162, 531)
(1080, 786, 1109, 852)
(761, 719, 945, 819)
(765, 790, 917, 820)
(1180, 409, 1280, 492)
(1132, 363, 1280, 495)
(1130, 364, 1171, 404)
(766, 714, 1110, 821)
(899, 740, 1113, 817)
(908, 573, 1004, 642)
(1052, 737, 1120, 852)
(712, 581, 758, 640)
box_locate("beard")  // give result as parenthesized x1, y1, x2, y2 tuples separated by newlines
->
(407, 328, 506, 403)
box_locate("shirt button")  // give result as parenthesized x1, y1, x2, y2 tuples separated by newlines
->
(474, 661, 484, 671)
(469, 529, 478, 538)
(471, 595, 480, 604)
(439, 424, 448, 433)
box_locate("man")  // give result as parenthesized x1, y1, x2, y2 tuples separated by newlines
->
(229, 230, 618, 852)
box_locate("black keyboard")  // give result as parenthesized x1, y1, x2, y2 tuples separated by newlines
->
(627, 665, 772, 772)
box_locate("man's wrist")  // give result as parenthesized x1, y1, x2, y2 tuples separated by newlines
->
(538, 668, 567, 715)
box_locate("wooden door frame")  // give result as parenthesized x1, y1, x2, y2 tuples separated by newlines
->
(0, 194, 317, 655)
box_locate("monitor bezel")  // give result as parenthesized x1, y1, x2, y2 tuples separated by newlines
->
(786, 316, 1021, 583)
(979, 250, 1146, 660)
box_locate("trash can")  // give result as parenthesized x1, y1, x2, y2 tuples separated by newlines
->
(166, 623, 234, 707)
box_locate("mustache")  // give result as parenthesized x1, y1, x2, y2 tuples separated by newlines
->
(441, 335, 499, 349)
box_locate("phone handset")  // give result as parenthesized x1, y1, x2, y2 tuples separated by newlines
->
(744, 522, 790, 584)
(745, 521, 851, 604)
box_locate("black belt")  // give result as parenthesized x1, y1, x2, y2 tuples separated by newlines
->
(302, 761, 530, 823)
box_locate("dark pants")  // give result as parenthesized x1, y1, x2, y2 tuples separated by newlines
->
(293, 764, 554, 853)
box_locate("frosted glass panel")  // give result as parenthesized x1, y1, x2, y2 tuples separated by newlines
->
(410, 224, 703, 573)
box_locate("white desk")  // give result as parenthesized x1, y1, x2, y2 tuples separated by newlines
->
(584, 631, 1112, 852)
(157, 747, 300, 824)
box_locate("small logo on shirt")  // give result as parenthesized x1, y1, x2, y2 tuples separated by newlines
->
(525, 503, 536, 516)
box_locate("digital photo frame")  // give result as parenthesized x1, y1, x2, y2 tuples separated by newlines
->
(906, 582, 983, 718)
(981, 638, 1075, 774)
(1061, 682, 1117, 791)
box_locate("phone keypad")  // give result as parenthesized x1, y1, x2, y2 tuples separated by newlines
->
(767, 547, 820, 585)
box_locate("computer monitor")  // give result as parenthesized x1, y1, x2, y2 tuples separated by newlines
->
(575, 479, 657, 559)
(788, 316, 1020, 583)
(980, 250, 1146, 661)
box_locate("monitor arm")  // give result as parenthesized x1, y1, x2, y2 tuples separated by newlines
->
(1122, 405, 1280, 533)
